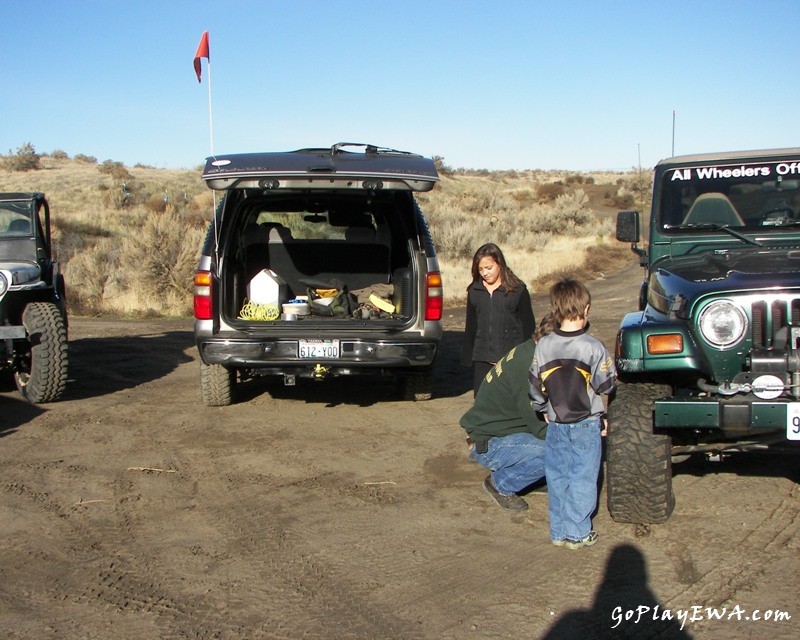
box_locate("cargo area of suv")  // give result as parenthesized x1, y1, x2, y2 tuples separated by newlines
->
(193, 144, 443, 406)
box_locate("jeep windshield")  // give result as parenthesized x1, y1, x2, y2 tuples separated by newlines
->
(0, 200, 33, 237)
(658, 156, 800, 231)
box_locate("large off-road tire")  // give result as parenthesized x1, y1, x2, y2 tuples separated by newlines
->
(606, 382, 675, 524)
(200, 362, 235, 406)
(14, 302, 69, 403)
(401, 370, 433, 401)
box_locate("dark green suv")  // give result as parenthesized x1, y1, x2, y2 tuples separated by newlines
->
(608, 148, 800, 524)
(0, 192, 68, 403)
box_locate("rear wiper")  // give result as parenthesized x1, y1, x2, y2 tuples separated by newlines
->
(664, 223, 762, 247)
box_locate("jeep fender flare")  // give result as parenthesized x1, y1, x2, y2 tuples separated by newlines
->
(615, 311, 711, 376)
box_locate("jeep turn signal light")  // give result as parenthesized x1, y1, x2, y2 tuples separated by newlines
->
(194, 270, 213, 320)
(647, 334, 683, 354)
(425, 271, 443, 321)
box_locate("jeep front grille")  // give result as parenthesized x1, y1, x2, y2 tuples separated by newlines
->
(750, 297, 800, 348)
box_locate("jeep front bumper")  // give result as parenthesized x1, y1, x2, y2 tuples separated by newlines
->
(0, 324, 26, 339)
(655, 396, 800, 439)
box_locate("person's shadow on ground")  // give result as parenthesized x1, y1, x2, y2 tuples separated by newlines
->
(543, 543, 693, 639)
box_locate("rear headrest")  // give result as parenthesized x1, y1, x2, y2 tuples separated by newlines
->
(7, 219, 30, 234)
(262, 222, 293, 243)
(683, 192, 744, 226)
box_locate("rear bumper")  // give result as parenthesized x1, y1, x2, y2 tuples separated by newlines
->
(197, 337, 438, 370)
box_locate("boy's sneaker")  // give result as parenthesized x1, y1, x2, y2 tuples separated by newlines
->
(551, 538, 567, 547)
(482, 475, 528, 511)
(563, 531, 599, 549)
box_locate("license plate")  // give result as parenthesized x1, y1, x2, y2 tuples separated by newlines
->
(787, 403, 800, 440)
(298, 339, 339, 359)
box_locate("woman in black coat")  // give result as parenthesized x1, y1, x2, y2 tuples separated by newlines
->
(461, 243, 536, 396)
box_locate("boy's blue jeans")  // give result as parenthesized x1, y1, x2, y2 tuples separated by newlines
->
(545, 418, 602, 541)
(470, 432, 546, 494)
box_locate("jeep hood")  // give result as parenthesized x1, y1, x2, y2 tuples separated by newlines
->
(649, 248, 800, 313)
(0, 261, 41, 286)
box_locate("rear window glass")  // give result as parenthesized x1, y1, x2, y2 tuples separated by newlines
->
(0, 201, 33, 236)
(252, 209, 379, 241)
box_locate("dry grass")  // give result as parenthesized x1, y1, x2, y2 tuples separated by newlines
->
(0, 153, 648, 315)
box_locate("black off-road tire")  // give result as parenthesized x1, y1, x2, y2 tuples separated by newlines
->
(401, 370, 433, 401)
(200, 362, 235, 406)
(606, 382, 675, 524)
(14, 302, 69, 404)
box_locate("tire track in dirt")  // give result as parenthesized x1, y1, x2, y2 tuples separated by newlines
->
(661, 485, 800, 611)
(148, 407, 429, 639)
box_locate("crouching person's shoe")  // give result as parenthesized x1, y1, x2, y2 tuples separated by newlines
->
(482, 475, 528, 511)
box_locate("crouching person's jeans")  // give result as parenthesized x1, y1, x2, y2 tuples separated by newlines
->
(470, 432, 546, 494)
(545, 418, 602, 541)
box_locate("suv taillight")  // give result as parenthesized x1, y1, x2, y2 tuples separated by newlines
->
(424, 271, 443, 321)
(194, 270, 213, 319)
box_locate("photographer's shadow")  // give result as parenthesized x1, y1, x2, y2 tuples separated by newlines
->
(543, 543, 693, 639)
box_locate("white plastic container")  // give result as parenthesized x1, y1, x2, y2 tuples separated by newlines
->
(282, 301, 310, 316)
(247, 269, 287, 306)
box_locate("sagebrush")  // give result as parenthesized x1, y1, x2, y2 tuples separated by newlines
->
(0, 150, 647, 314)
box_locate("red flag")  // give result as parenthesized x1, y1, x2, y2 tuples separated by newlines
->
(193, 31, 210, 83)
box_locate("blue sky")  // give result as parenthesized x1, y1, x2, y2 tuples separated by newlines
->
(2, 0, 798, 171)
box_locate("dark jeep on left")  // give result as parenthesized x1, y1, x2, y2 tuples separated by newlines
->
(0, 192, 68, 402)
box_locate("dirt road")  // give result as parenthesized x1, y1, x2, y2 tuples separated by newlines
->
(1, 262, 798, 639)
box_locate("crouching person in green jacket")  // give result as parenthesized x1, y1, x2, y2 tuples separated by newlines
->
(459, 315, 554, 512)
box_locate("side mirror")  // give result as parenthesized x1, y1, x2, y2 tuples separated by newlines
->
(616, 210, 640, 243)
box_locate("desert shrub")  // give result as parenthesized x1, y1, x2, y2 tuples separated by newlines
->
(64, 237, 120, 313)
(565, 173, 584, 185)
(119, 206, 204, 308)
(432, 155, 453, 177)
(537, 182, 565, 202)
(509, 188, 536, 204)
(50, 149, 69, 160)
(583, 241, 633, 274)
(532, 240, 634, 294)
(100, 181, 139, 209)
(432, 209, 498, 260)
(4, 142, 41, 171)
(74, 154, 97, 164)
(98, 160, 133, 182)
(186, 190, 215, 212)
(552, 189, 595, 227)
(525, 190, 596, 235)
(146, 192, 169, 213)
(611, 192, 636, 209)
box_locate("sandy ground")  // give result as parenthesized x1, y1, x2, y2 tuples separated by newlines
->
(1, 261, 799, 639)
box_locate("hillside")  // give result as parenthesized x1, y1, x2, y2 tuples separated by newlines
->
(0, 151, 647, 315)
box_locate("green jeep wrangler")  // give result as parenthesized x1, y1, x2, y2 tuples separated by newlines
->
(0, 192, 68, 403)
(608, 148, 800, 524)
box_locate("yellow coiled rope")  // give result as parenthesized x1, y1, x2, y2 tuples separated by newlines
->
(238, 299, 280, 321)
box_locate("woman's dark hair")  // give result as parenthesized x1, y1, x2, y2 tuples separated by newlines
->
(468, 243, 525, 292)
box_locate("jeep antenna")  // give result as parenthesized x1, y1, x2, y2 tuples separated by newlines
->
(671, 109, 676, 157)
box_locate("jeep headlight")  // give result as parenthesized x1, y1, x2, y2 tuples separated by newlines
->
(0, 271, 8, 298)
(698, 300, 748, 348)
